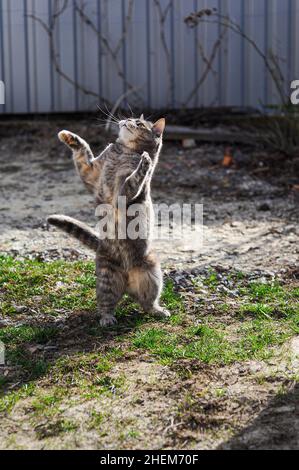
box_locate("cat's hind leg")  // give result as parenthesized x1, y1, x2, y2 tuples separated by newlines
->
(96, 256, 127, 326)
(127, 254, 170, 319)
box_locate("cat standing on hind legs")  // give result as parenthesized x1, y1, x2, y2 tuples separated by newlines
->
(48, 115, 170, 326)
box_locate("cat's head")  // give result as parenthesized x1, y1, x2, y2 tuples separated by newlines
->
(118, 115, 165, 153)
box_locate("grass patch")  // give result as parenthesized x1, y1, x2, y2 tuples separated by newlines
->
(88, 410, 105, 430)
(34, 418, 78, 440)
(0, 383, 36, 413)
(203, 270, 219, 290)
(30, 388, 65, 418)
(131, 304, 297, 365)
(236, 280, 299, 334)
(161, 280, 184, 311)
(0, 255, 97, 316)
(0, 325, 57, 345)
(1, 256, 298, 419)
(247, 282, 286, 301)
(0, 325, 56, 380)
(0, 256, 182, 319)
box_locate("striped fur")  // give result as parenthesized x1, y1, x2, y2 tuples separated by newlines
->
(58, 130, 102, 194)
(50, 117, 170, 327)
(47, 215, 99, 251)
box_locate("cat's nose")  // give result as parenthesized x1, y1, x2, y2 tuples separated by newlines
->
(119, 120, 126, 128)
(126, 121, 135, 129)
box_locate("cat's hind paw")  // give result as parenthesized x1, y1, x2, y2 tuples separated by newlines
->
(151, 305, 171, 319)
(99, 314, 117, 327)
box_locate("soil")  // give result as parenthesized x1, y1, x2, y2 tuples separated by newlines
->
(0, 119, 298, 272)
(0, 119, 298, 450)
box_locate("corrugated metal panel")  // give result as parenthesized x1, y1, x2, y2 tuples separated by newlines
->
(0, 0, 298, 113)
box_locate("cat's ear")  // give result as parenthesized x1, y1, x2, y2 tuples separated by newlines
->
(140, 113, 145, 120)
(153, 118, 165, 136)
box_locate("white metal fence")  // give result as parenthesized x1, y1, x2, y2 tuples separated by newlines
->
(0, 0, 298, 114)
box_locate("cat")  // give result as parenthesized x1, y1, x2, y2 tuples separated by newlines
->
(48, 115, 170, 326)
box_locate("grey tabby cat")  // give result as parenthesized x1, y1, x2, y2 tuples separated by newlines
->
(48, 115, 170, 326)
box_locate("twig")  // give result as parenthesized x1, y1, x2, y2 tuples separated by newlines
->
(184, 26, 228, 106)
(74, 0, 142, 104)
(185, 9, 288, 106)
(28, 0, 138, 106)
(27, 1, 101, 100)
(153, 0, 174, 106)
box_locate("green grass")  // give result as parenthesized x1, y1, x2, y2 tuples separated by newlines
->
(0, 255, 298, 421)
(88, 410, 105, 430)
(0, 255, 97, 316)
(0, 256, 184, 319)
(0, 325, 57, 344)
(161, 280, 184, 311)
(131, 315, 294, 365)
(247, 282, 286, 301)
(0, 325, 56, 380)
(236, 280, 299, 333)
(130, 273, 298, 365)
(240, 303, 275, 319)
(0, 383, 36, 413)
(34, 417, 78, 440)
(292, 288, 299, 298)
(203, 270, 219, 290)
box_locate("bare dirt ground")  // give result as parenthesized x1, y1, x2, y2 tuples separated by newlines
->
(0, 120, 298, 271)
(0, 119, 298, 450)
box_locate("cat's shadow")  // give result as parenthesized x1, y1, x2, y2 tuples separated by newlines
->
(0, 304, 164, 396)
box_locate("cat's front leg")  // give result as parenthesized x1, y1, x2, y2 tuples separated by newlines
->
(121, 151, 153, 201)
(58, 130, 95, 165)
(58, 130, 101, 194)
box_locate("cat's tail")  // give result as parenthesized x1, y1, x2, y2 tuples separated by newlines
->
(47, 215, 99, 251)
(58, 130, 94, 164)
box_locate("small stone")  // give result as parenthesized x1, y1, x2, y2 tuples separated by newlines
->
(257, 202, 271, 211)
(182, 139, 196, 149)
(14, 305, 28, 313)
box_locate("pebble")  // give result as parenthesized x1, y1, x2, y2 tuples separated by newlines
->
(257, 202, 271, 211)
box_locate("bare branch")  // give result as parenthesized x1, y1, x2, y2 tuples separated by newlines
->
(52, 0, 69, 22)
(115, 0, 134, 56)
(185, 9, 288, 106)
(28, 0, 139, 108)
(184, 25, 228, 106)
(27, 10, 100, 100)
(74, 0, 143, 105)
(153, 0, 173, 106)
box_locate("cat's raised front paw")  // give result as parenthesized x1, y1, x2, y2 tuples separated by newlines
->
(58, 130, 82, 150)
(139, 152, 152, 177)
(141, 151, 152, 167)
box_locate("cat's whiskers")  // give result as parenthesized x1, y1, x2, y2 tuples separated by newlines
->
(97, 105, 120, 125)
